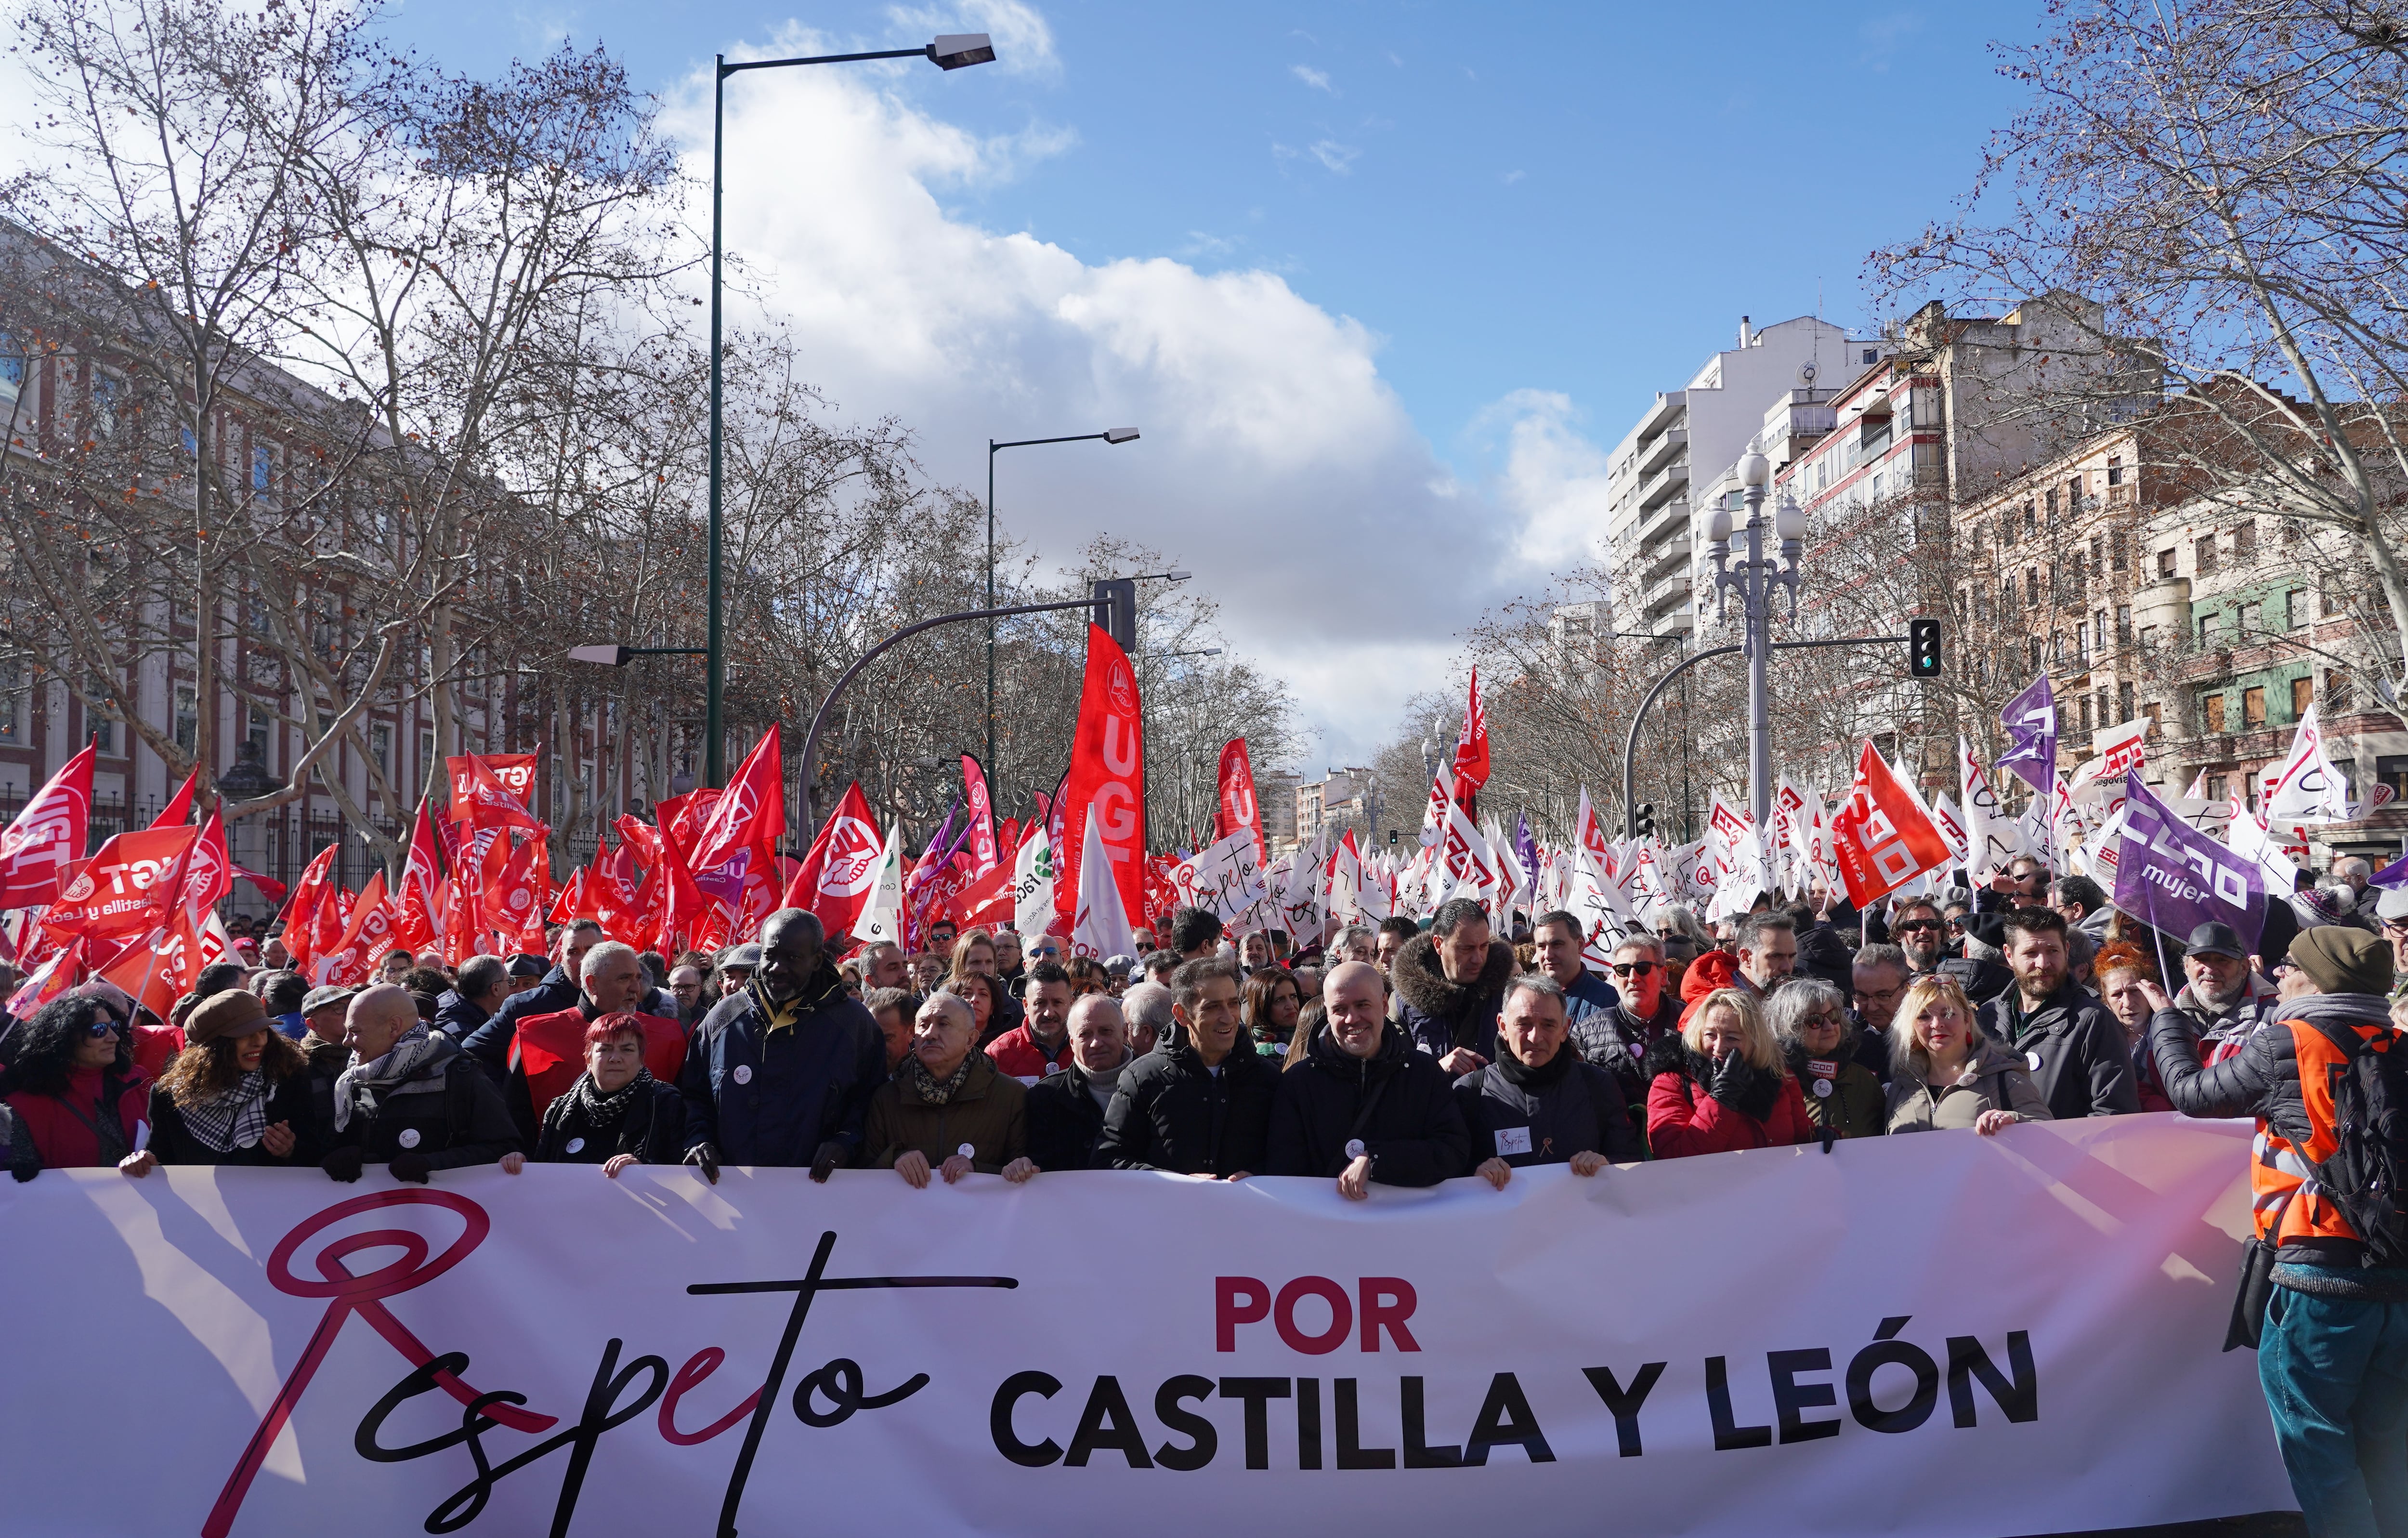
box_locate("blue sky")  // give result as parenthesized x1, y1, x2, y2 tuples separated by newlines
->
(377, 0, 2042, 768)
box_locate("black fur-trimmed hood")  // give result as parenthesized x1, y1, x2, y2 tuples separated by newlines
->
(1389, 931, 1517, 1024)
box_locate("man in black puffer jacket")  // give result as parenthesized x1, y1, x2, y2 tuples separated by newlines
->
(1457, 973, 1642, 1180)
(1391, 897, 1518, 1075)
(1025, 995, 1135, 1172)
(1269, 960, 1469, 1196)
(1097, 958, 1276, 1177)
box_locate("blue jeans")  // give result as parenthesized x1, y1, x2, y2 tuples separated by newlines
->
(2261, 1282, 2408, 1538)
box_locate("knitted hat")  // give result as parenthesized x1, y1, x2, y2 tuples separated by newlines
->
(186, 989, 272, 1048)
(2287, 926, 2394, 998)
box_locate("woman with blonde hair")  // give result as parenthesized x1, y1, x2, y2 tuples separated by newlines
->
(1885, 974, 2051, 1135)
(1644, 987, 1814, 1157)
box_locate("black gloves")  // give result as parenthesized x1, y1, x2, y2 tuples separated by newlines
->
(321, 1146, 366, 1183)
(388, 1150, 433, 1184)
(1708, 1049, 1749, 1106)
(810, 1141, 849, 1184)
(10, 1162, 38, 1183)
(685, 1143, 721, 1185)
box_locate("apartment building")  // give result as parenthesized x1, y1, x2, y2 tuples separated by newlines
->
(1605, 315, 1871, 637)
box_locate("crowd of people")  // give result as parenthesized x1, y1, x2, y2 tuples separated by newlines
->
(7, 863, 2408, 1530)
(10, 857, 2401, 1192)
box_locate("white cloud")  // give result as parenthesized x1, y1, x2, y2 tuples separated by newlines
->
(671, 45, 1546, 765)
(1472, 390, 1618, 572)
(1502, 169, 1526, 185)
(1308, 139, 1361, 174)
(1290, 64, 1333, 93)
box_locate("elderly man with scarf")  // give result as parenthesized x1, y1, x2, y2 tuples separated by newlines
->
(678, 908, 886, 1183)
(321, 984, 520, 1183)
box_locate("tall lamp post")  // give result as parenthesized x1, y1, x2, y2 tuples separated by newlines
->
(707, 32, 996, 786)
(985, 427, 1140, 798)
(1703, 452, 1807, 828)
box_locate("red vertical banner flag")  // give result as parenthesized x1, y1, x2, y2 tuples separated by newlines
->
(961, 754, 1000, 875)
(1217, 738, 1267, 868)
(391, 802, 447, 955)
(1055, 623, 1146, 927)
(1829, 741, 1954, 908)
(1451, 668, 1490, 800)
(0, 743, 95, 909)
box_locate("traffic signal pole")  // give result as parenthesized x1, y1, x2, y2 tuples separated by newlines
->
(1621, 633, 1919, 841)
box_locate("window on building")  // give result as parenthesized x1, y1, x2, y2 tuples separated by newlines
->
(2291, 676, 2314, 721)
(246, 703, 271, 759)
(2119, 681, 2135, 720)
(2325, 670, 2350, 712)
(2378, 757, 2408, 804)
(0, 662, 20, 742)
(2089, 537, 2104, 576)
(2157, 548, 2177, 578)
(2324, 589, 2343, 618)
(2238, 602, 2260, 635)
(2203, 693, 2227, 732)
(2287, 589, 2308, 629)
(2116, 604, 2133, 641)
(251, 445, 273, 492)
(91, 370, 123, 437)
(371, 722, 392, 776)
(2195, 534, 2218, 574)
(173, 684, 197, 754)
(2243, 686, 2267, 728)
(2094, 687, 2110, 729)
(2000, 576, 2016, 615)
(2029, 637, 2043, 672)
(2140, 625, 2159, 649)
(2199, 611, 2220, 646)
(2208, 773, 2229, 803)
(2234, 522, 2256, 561)
(2079, 692, 2094, 733)
(2106, 454, 2123, 487)
(0, 332, 23, 403)
(2022, 503, 2037, 540)
(2026, 569, 2041, 608)
(2144, 699, 2162, 734)
(2096, 609, 2110, 652)
(2112, 530, 2131, 571)
(1862, 348, 1878, 365)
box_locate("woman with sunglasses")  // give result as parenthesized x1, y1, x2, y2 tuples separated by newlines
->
(4, 995, 152, 1177)
(1767, 978, 1885, 1142)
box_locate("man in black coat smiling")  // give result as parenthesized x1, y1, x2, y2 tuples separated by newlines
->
(1269, 960, 1469, 1198)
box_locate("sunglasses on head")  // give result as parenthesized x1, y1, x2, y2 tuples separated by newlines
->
(1610, 961, 1656, 977)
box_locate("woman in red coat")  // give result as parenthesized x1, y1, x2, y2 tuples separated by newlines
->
(5, 994, 151, 1176)
(1646, 986, 1814, 1158)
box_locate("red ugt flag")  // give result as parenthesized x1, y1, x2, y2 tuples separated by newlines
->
(1217, 739, 1267, 867)
(1451, 668, 1490, 796)
(0, 744, 95, 909)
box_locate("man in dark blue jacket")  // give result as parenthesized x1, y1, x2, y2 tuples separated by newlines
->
(460, 920, 603, 1073)
(679, 908, 885, 1181)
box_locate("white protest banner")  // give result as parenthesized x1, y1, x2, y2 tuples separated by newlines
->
(2264, 703, 2353, 823)
(1170, 829, 1271, 926)
(0, 1119, 2289, 1537)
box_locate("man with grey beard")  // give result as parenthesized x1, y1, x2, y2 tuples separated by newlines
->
(2168, 921, 2279, 1062)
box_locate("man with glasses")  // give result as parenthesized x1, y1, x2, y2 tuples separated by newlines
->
(1888, 898, 1949, 977)
(1850, 943, 1911, 1085)
(1979, 854, 2051, 913)
(1571, 933, 1681, 1125)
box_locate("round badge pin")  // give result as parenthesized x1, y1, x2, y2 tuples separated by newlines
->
(396, 1128, 421, 1149)
(2026, 1050, 2043, 1072)
(566, 1137, 586, 1154)
(1812, 1078, 1832, 1098)
(732, 1064, 753, 1085)
(1345, 1139, 1366, 1160)
(956, 1143, 976, 1160)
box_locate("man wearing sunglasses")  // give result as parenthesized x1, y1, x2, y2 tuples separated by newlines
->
(1888, 898, 1949, 977)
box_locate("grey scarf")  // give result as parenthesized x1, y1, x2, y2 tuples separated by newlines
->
(1082, 1054, 1130, 1112)
(570, 1066, 653, 1128)
(333, 1024, 442, 1132)
(181, 1069, 272, 1155)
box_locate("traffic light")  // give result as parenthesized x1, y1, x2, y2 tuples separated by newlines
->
(1909, 618, 1943, 678)
(1387, 829, 1400, 847)
(1088, 578, 1137, 651)
(1633, 802, 1656, 839)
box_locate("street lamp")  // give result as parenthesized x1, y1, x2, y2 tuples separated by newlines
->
(707, 34, 996, 786)
(985, 427, 1142, 801)
(1704, 451, 1806, 828)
